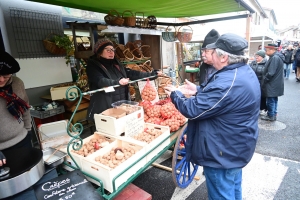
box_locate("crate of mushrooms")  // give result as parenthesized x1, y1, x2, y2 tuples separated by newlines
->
(81, 139, 146, 193)
(122, 123, 170, 163)
(62, 133, 115, 169)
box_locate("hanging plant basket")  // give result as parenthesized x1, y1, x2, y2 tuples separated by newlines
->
(43, 33, 66, 55)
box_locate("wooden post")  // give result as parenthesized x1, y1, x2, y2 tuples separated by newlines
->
(245, 15, 252, 57)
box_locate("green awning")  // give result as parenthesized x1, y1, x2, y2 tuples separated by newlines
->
(27, 0, 253, 18)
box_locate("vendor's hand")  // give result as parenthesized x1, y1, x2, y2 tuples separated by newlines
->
(184, 79, 197, 94)
(156, 70, 163, 76)
(119, 78, 129, 85)
(164, 84, 178, 96)
(0, 151, 6, 167)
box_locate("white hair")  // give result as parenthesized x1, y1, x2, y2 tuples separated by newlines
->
(215, 48, 248, 64)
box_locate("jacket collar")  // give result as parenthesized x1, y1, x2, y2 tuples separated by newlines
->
(201, 62, 245, 87)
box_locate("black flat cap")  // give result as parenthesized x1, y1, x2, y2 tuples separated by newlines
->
(206, 33, 248, 55)
(264, 44, 278, 49)
(0, 51, 20, 75)
(202, 29, 220, 49)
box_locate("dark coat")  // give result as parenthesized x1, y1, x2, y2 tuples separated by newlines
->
(261, 52, 284, 97)
(283, 49, 293, 64)
(171, 63, 260, 169)
(198, 62, 217, 85)
(250, 58, 267, 84)
(294, 48, 300, 66)
(86, 55, 155, 120)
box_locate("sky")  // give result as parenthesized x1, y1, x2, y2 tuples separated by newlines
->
(258, 0, 300, 29)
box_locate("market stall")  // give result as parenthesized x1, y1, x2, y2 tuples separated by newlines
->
(0, 0, 257, 199)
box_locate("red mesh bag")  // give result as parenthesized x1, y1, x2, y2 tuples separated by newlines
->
(160, 102, 177, 119)
(141, 79, 157, 101)
(161, 117, 180, 132)
(146, 117, 162, 125)
(146, 105, 162, 118)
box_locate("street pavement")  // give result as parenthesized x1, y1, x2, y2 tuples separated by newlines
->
(133, 73, 300, 200)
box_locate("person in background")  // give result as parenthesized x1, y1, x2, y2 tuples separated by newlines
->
(198, 29, 220, 85)
(258, 44, 262, 50)
(164, 33, 260, 200)
(282, 44, 294, 79)
(86, 38, 161, 121)
(261, 44, 284, 121)
(0, 51, 32, 166)
(250, 50, 268, 115)
(293, 43, 300, 82)
(292, 42, 299, 77)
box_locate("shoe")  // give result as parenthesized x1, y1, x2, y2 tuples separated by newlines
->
(261, 115, 276, 121)
(259, 110, 267, 116)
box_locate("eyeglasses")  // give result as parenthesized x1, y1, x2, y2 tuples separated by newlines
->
(104, 48, 115, 53)
(0, 74, 12, 79)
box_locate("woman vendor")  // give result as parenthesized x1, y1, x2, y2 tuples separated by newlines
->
(0, 51, 32, 166)
(86, 38, 161, 121)
(0, 51, 58, 200)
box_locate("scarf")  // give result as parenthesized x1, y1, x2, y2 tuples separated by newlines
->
(0, 83, 30, 123)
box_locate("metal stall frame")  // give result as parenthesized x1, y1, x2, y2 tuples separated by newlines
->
(63, 75, 187, 200)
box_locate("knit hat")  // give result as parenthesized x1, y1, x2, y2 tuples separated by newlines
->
(255, 50, 265, 58)
(202, 29, 220, 49)
(0, 51, 20, 75)
(94, 38, 114, 54)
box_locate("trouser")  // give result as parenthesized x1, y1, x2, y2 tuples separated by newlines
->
(2, 131, 33, 153)
(260, 96, 267, 111)
(204, 166, 242, 200)
(266, 97, 278, 117)
(283, 63, 292, 78)
(293, 60, 297, 75)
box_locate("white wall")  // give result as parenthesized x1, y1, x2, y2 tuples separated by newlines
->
(0, 0, 72, 88)
(16, 58, 72, 89)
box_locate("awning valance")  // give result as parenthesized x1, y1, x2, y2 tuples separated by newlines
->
(27, 0, 254, 18)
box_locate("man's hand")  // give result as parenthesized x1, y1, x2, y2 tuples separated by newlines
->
(0, 151, 6, 167)
(164, 84, 178, 96)
(184, 79, 197, 94)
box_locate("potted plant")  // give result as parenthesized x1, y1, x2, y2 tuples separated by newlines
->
(52, 34, 75, 64)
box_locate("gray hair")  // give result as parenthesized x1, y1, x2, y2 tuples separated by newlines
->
(215, 48, 248, 64)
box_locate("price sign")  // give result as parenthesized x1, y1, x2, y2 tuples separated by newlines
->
(125, 112, 144, 137)
(34, 170, 103, 200)
(104, 86, 115, 93)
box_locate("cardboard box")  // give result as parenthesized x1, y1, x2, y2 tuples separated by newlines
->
(121, 123, 170, 162)
(101, 108, 126, 119)
(50, 86, 78, 100)
(38, 120, 75, 150)
(63, 95, 90, 112)
(82, 139, 146, 193)
(94, 106, 144, 136)
(64, 109, 88, 124)
(61, 132, 116, 169)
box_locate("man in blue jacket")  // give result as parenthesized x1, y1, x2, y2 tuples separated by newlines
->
(165, 33, 260, 200)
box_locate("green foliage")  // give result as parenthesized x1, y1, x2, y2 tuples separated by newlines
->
(52, 34, 75, 64)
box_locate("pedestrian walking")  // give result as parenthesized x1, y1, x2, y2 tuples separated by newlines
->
(293, 43, 300, 82)
(292, 42, 299, 77)
(261, 44, 284, 121)
(282, 44, 294, 79)
(164, 33, 260, 200)
(250, 50, 268, 115)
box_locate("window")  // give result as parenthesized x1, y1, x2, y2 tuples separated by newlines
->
(182, 42, 201, 64)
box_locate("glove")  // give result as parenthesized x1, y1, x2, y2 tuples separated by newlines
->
(0, 151, 6, 167)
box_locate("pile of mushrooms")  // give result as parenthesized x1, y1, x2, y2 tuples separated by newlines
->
(95, 146, 136, 169)
(133, 128, 163, 143)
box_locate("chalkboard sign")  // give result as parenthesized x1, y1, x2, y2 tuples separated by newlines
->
(34, 170, 103, 200)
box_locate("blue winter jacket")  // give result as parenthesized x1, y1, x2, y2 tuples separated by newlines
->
(170, 62, 260, 169)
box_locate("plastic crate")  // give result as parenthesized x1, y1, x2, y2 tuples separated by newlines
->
(30, 105, 65, 119)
